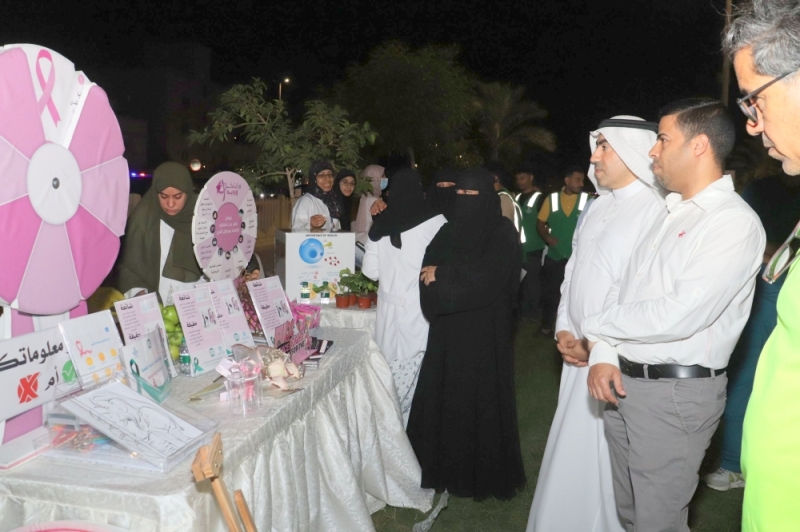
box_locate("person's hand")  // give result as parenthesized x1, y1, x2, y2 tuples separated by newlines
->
(588, 363, 626, 405)
(310, 214, 326, 229)
(556, 331, 588, 366)
(420, 266, 437, 286)
(370, 199, 388, 216)
(545, 235, 559, 247)
(134, 290, 147, 298)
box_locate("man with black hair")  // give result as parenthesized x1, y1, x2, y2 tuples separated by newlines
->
(583, 98, 765, 531)
(485, 161, 521, 227)
(536, 165, 589, 334)
(515, 164, 547, 321)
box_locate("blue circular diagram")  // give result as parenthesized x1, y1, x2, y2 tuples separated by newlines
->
(299, 238, 324, 264)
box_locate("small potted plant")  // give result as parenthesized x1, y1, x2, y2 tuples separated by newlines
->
(338, 268, 357, 307)
(353, 270, 378, 309)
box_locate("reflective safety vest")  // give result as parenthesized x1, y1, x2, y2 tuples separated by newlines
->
(515, 192, 542, 245)
(546, 191, 590, 261)
(498, 189, 523, 232)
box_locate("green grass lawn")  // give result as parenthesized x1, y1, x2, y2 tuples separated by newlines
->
(373, 320, 743, 531)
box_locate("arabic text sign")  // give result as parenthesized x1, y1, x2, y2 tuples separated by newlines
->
(172, 287, 226, 376)
(114, 293, 176, 377)
(0, 327, 73, 422)
(247, 276, 293, 332)
(207, 279, 254, 353)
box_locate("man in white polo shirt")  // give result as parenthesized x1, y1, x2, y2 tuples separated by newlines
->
(584, 98, 765, 532)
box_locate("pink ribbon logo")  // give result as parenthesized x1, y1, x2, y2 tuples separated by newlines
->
(76, 341, 92, 357)
(36, 49, 61, 126)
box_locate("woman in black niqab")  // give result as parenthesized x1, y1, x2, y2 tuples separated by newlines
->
(425, 167, 458, 220)
(368, 168, 436, 249)
(407, 166, 526, 501)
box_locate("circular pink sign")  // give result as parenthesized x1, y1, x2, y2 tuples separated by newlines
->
(214, 202, 242, 252)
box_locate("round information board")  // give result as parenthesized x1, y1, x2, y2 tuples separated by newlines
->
(192, 171, 257, 280)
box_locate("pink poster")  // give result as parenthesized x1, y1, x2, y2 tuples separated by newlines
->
(172, 287, 226, 376)
(246, 276, 293, 332)
(207, 279, 255, 354)
(114, 294, 177, 377)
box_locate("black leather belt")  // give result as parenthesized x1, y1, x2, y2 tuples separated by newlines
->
(618, 356, 726, 380)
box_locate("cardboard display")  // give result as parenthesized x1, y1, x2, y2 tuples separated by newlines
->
(274, 230, 355, 302)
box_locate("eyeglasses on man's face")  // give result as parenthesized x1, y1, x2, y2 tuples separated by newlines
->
(763, 219, 800, 284)
(736, 71, 793, 123)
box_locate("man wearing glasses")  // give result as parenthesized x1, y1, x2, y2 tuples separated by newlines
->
(583, 98, 765, 531)
(725, 1, 800, 530)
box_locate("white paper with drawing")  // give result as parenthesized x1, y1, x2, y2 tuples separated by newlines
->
(60, 381, 202, 459)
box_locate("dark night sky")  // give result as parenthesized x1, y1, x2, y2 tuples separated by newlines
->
(3, 0, 730, 164)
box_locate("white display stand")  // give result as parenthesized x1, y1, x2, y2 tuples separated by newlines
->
(274, 229, 355, 302)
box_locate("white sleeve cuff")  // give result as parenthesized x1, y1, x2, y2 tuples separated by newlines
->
(589, 341, 619, 368)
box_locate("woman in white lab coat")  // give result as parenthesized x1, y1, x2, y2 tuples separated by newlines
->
(362, 168, 446, 426)
(117, 161, 203, 305)
(291, 161, 342, 232)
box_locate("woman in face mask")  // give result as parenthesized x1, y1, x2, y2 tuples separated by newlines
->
(291, 160, 342, 232)
(354, 164, 387, 244)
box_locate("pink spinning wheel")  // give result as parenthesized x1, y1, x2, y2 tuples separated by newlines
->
(193, 171, 257, 280)
(0, 44, 129, 315)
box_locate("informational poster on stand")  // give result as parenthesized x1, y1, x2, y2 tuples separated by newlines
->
(0, 327, 75, 422)
(246, 276, 294, 333)
(59, 311, 124, 387)
(207, 279, 255, 354)
(172, 287, 226, 376)
(114, 293, 177, 377)
(274, 230, 355, 302)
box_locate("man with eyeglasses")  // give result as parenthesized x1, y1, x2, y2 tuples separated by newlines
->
(725, 2, 800, 530)
(583, 98, 765, 531)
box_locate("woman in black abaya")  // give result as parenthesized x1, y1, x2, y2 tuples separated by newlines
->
(407, 166, 525, 500)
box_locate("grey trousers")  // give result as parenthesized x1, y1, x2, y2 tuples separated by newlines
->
(604, 374, 727, 532)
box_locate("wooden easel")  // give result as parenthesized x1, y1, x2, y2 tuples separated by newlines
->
(192, 432, 257, 532)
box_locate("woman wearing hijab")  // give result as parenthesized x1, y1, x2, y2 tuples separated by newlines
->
(118, 161, 203, 305)
(354, 164, 387, 243)
(407, 167, 526, 500)
(291, 161, 342, 232)
(335, 169, 357, 231)
(362, 169, 447, 426)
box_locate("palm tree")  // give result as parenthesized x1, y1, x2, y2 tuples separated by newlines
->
(472, 82, 556, 164)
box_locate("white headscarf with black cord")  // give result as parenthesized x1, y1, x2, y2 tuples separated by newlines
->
(588, 115, 666, 202)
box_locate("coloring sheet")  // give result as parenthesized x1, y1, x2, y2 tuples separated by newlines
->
(60, 381, 202, 459)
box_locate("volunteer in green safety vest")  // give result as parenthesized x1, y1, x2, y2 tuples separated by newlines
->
(486, 161, 523, 231)
(536, 165, 589, 334)
(515, 165, 546, 321)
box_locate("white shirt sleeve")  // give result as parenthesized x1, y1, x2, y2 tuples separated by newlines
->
(362, 237, 380, 281)
(583, 212, 765, 347)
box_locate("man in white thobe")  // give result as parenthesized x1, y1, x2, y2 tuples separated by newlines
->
(528, 116, 665, 532)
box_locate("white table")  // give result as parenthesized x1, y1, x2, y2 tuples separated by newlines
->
(319, 305, 377, 332)
(0, 328, 432, 531)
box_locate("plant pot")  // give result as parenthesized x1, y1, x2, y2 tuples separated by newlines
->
(349, 294, 358, 307)
(335, 294, 350, 308)
(357, 295, 372, 309)
(370, 292, 378, 304)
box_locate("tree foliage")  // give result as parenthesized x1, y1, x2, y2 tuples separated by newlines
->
(471, 81, 556, 165)
(332, 42, 474, 169)
(189, 78, 376, 194)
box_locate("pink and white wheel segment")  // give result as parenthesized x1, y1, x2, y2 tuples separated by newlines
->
(193, 172, 257, 280)
(0, 44, 129, 314)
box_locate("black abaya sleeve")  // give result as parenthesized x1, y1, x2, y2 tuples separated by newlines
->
(421, 219, 521, 316)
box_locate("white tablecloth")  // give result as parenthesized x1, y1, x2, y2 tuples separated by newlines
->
(0, 328, 433, 531)
(319, 306, 377, 332)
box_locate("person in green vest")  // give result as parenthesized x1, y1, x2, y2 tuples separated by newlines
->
(485, 161, 522, 230)
(515, 163, 547, 321)
(536, 164, 589, 335)
(725, 3, 800, 530)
